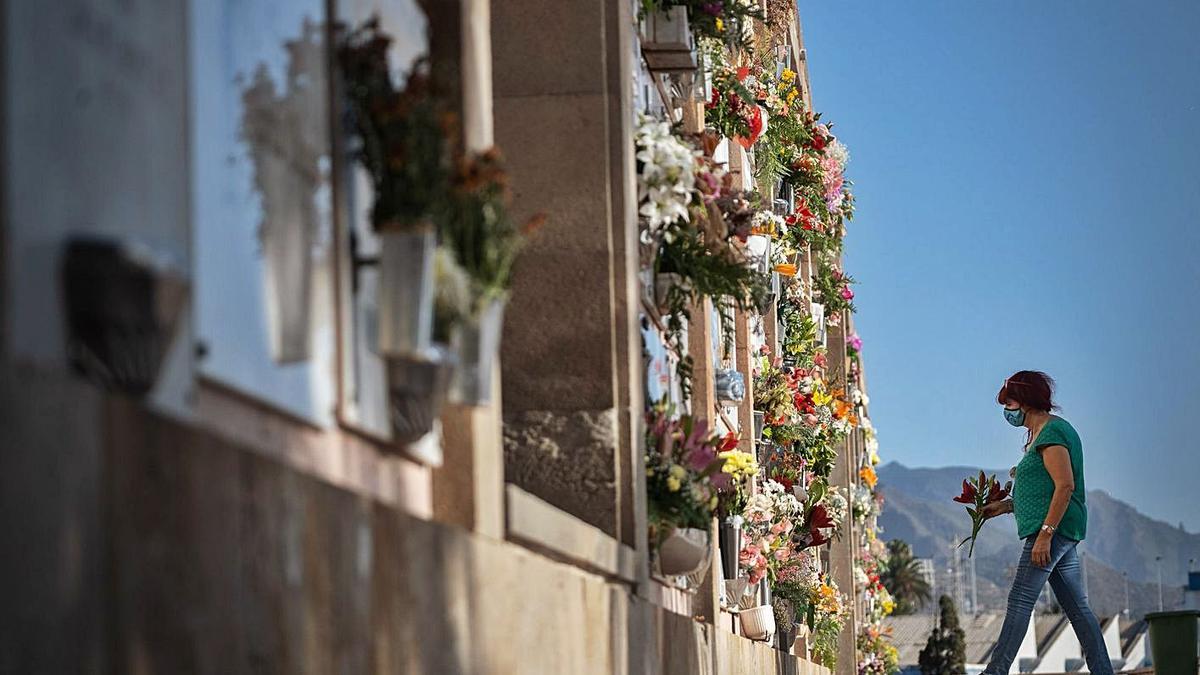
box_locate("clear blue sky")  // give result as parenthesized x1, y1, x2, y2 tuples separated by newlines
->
(800, 2, 1200, 530)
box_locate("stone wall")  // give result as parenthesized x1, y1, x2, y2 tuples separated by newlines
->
(0, 363, 832, 674)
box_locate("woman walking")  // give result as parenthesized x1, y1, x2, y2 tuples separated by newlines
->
(980, 370, 1114, 674)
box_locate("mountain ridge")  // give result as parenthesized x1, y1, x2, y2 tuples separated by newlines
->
(877, 462, 1199, 617)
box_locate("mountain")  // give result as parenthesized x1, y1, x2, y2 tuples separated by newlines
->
(877, 462, 1199, 618)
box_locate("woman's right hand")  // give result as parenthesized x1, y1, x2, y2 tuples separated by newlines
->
(981, 499, 1013, 520)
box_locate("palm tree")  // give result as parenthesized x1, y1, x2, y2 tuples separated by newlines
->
(881, 539, 932, 615)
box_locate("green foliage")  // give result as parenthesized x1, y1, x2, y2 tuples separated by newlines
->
(657, 230, 772, 397)
(436, 149, 537, 303)
(919, 596, 967, 675)
(880, 539, 932, 615)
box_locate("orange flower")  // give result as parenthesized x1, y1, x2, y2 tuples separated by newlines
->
(859, 465, 878, 489)
(775, 263, 798, 277)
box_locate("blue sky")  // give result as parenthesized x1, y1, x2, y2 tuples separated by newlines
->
(800, 1, 1200, 529)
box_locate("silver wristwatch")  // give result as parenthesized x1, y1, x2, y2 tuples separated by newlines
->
(1041, 523, 1056, 535)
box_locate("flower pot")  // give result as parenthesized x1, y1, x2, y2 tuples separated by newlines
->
(714, 367, 745, 403)
(753, 411, 765, 441)
(62, 237, 189, 396)
(385, 346, 456, 461)
(377, 226, 436, 357)
(654, 272, 688, 315)
(738, 586, 759, 611)
(639, 7, 696, 73)
(718, 520, 742, 580)
(745, 234, 772, 274)
(723, 578, 750, 609)
(658, 527, 711, 576)
(448, 298, 506, 406)
(739, 605, 776, 641)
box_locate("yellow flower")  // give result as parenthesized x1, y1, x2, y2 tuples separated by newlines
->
(719, 450, 759, 481)
(782, 68, 796, 82)
(715, 18, 724, 32)
(669, 464, 687, 480)
(812, 388, 833, 407)
(666, 476, 681, 492)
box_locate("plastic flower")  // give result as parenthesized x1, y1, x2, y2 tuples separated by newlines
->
(847, 333, 863, 352)
(954, 471, 1012, 556)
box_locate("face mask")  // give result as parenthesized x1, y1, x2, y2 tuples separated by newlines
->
(1004, 407, 1025, 427)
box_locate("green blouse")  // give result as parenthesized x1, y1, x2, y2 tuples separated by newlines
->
(1012, 416, 1087, 541)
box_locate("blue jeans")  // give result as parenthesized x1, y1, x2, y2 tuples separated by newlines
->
(983, 533, 1114, 675)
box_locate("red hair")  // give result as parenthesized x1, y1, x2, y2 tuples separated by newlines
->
(997, 370, 1057, 412)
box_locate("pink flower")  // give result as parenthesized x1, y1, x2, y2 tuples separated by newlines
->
(848, 334, 863, 351)
(840, 287, 854, 301)
(813, 353, 827, 368)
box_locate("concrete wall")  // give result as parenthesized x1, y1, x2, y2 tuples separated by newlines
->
(0, 361, 831, 674)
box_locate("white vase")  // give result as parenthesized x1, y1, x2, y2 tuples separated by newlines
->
(377, 226, 436, 357)
(448, 298, 506, 406)
(739, 605, 776, 641)
(639, 7, 696, 73)
(658, 527, 711, 576)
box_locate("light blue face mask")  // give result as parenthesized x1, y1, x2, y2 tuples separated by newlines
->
(1004, 407, 1026, 427)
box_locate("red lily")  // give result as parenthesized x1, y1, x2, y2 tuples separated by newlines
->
(953, 479, 976, 504)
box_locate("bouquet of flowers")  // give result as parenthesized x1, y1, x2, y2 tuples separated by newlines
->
(739, 479, 804, 584)
(644, 404, 730, 543)
(716, 444, 758, 520)
(953, 470, 1011, 556)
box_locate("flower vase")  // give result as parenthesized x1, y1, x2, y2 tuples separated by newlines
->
(448, 297, 506, 406)
(377, 225, 436, 357)
(717, 520, 742, 580)
(739, 605, 776, 642)
(638, 6, 696, 73)
(745, 234, 772, 274)
(385, 346, 456, 461)
(653, 272, 687, 315)
(658, 527, 711, 576)
(714, 367, 745, 403)
(723, 578, 750, 610)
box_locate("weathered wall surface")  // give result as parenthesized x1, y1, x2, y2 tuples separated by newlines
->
(0, 363, 831, 674)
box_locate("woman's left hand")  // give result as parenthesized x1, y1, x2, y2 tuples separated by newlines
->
(1031, 532, 1053, 568)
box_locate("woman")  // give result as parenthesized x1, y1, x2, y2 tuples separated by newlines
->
(979, 371, 1113, 675)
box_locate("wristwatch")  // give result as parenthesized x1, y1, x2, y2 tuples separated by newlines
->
(1041, 523, 1056, 535)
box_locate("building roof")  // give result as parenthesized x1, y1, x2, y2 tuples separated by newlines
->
(1035, 614, 1069, 653)
(884, 612, 1008, 665)
(1119, 618, 1148, 657)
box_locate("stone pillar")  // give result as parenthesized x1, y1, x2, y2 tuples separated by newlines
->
(492, 0, 643, 554)
(430, 0, 505, 540)
(826, 315, 859, 673)
(734, 309, 756, 455)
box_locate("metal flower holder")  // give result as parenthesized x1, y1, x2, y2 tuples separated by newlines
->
(377, 226, 436, 358)
(448, 298, 506, 406)
(61, 236, 189, 397)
